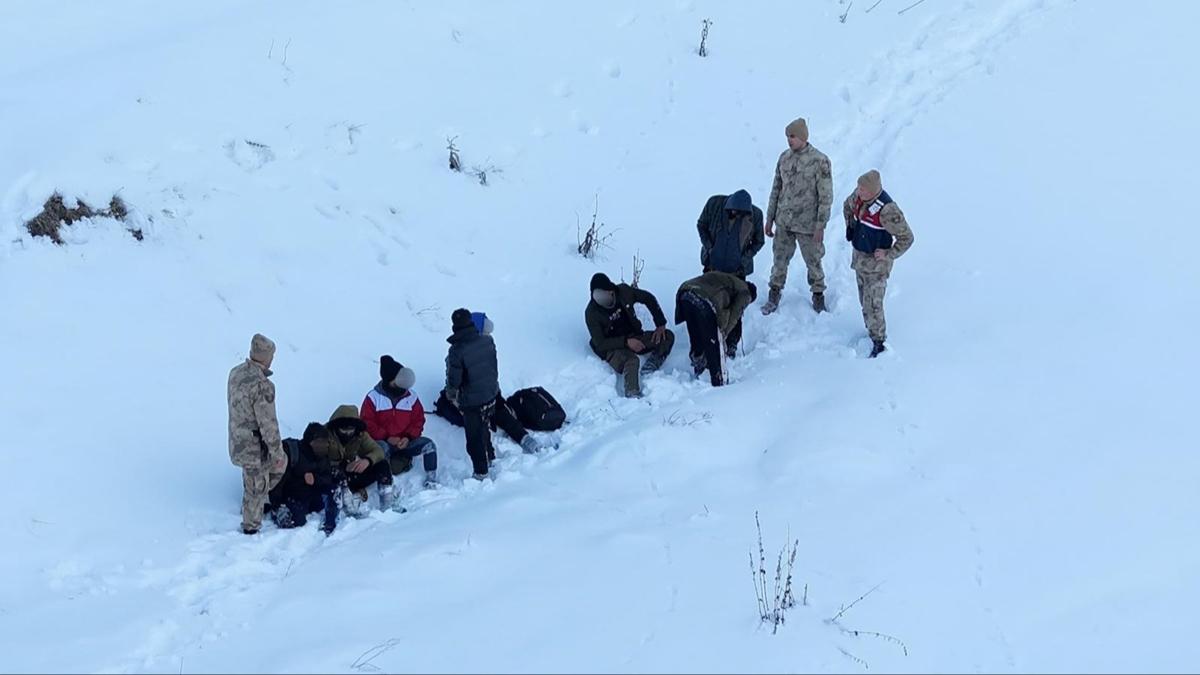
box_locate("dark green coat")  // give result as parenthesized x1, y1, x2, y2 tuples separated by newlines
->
(320, 405, 387, 466)
(674, 271, 753, 335)
(585, 283, 668, 357)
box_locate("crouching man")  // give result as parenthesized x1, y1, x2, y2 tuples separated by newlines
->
(322, 405, 395, 513)
(674, 271, 756, 387)
(267, 422, 339, 535)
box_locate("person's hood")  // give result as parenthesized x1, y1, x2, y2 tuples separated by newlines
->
(328, 405, 366, 433)
(724, 189, 752, 213)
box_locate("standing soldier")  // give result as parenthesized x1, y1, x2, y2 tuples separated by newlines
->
(844, 170, 914, 357)
(227, 333, 288, 535)
(763, 117, 834, 315)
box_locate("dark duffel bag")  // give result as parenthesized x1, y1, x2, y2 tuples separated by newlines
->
(506, 387, 566, 431)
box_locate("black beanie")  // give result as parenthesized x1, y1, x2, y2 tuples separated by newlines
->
(380, 355, 401, 382)
(590, 272, 616, 292)
(451, 308, 474, 330)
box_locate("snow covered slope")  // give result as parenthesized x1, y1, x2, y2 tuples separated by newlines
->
(1, 0, 1197, 672)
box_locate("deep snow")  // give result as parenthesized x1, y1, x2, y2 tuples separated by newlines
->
(1, 0, 1198, 672)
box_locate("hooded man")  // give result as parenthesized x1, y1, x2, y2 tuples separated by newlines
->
(585, 272, 674, 398)
(674, 272, 756, 387)
(446, 308, 501, 479)
(696, 189, 763, 357)
(843, 169, 914, 357)
(321, 405, 394, 513)
(697, 189, 765, 278)
(361, 355, 439, 488)
(763, 117, 834, 315)
(227, 333, 288, 535)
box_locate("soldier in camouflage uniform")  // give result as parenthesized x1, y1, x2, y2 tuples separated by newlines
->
(763, 117, 834, 315)
(843, 170, 914, 357)
(227, 333, 288, 534)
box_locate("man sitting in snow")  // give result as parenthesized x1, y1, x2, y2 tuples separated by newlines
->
(585, 272, 674, 398)
(436, 312, 541, 455)
(674, 271, 756, 387)
(267, 422, 340, 535)
(361, 355, 439, 488)
(320, 405, 396, 513)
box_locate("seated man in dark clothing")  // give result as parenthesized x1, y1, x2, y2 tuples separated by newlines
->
(585, 273, 675, 398)
(267, 423, 340, 535)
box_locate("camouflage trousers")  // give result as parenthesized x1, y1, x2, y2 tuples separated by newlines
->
(242, 464, 285, 531)
(768, 228, 826, 293)
(855, 270, 889, 343)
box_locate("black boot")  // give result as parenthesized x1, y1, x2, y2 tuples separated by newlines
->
(812, 292, 826, 313)
(869, 340, 886, 358)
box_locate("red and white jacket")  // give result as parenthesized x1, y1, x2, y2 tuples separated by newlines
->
(361, 384, 426, 441)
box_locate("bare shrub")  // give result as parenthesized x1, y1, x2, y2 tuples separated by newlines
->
(697, 18, 713, 57)
(447, 136, 462, 172)
(664, 410, 713, 427)
(577, 196, 615, 259)
(750, 512, 800, 634)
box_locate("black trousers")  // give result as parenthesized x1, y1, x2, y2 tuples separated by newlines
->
(679, 291, 724, 386)
(492, 396, 527, 443)
(463, 402, 497, 475)
(346, 460, 393, 492)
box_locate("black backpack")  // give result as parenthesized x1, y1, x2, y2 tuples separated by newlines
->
(506, 387, 566, 431)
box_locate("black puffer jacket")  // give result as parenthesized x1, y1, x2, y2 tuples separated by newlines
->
(445, 326, 500, 408)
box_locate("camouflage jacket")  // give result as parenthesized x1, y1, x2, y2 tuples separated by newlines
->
(227, 359, 284, 468)
(767, 144, 833, 233)
(843, 192, 914, 275)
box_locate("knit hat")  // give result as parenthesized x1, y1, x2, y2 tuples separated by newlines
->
(857, 169, 883, 196)
(470, 312, 494, 336)
(250, 333, 275, 365)
(451, 308, 474, 331)
(380, 355, 401, 382)
(590, 272, 617, 292)
(785, 117, 809, 142)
